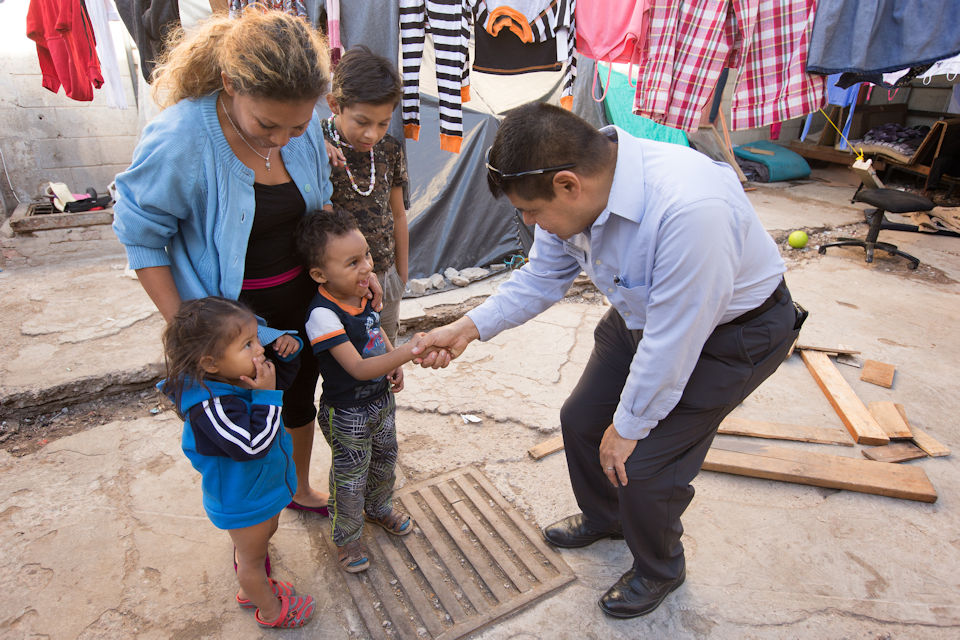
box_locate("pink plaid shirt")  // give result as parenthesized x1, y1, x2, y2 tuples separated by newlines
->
(635, 0, 824, 132)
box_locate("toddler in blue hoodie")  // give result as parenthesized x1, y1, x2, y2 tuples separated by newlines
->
(161, 296, 314, 629)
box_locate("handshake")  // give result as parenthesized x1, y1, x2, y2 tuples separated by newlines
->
(404, 316, 481, 369)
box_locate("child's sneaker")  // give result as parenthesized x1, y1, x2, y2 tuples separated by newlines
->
(255, 594, 315, 628)
(337, 539, 370, 573)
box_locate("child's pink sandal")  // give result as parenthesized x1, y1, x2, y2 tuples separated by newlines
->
(255, 594, 316, 628)
(235, 578, 295, 610)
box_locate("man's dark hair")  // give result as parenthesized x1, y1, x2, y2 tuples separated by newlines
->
(486, 101, 611, 201)
(330, 45, 403, 108)
(296, 208, 360, 270)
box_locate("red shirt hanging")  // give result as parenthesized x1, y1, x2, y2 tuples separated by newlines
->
(27, 0, 104, 102)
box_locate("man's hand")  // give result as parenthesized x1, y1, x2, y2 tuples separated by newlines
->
(410, 317, 480, 369)
(238, 358, 277, 391)
(599, 424, 637, 487)
(365, 272, 384, 312)
(272, 334, 299, 358)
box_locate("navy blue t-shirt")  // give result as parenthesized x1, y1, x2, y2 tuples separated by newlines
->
(304, 287, 388, 407)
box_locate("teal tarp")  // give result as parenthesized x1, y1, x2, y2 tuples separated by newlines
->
(597, 64, 689, 147)
(734, 139, 811, 182)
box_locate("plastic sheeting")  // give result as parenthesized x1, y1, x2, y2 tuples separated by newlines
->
(404, 95, 523, 278)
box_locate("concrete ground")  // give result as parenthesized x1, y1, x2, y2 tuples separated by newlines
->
(1, 168, 959, 639)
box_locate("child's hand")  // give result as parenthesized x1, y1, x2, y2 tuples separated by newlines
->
(272, 334, 299, 358)
(325, 139, 346, 168)
(387, 364, 404, 392)
(238, 358, 277, 391)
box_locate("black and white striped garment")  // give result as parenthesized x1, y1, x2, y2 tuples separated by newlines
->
(473, 0, 577, 108)
(399, 0, 472, 153)
(188, 395, 283, 461)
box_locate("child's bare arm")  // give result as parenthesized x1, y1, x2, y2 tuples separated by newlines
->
(327, 337, 421, 381)
(390, 186, 409, 282)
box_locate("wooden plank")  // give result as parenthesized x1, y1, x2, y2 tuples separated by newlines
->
(796, 344, 861, 355)
(896, 404, 951, 457)
(9, 208, 113, 233)
(868, 401, 912, 439)
(527, 435, 564, 460)
(704, 440, 937, 503)
(860, 360, 896, 388)
(788, 140, 859, 165)
(801, 350, 889, 445)
(718, 416, 854, 446)
(742, 146, 775, 156)
(862, 442, 927, 463)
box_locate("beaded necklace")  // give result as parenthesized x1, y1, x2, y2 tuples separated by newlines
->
(325, 115, 375, 196)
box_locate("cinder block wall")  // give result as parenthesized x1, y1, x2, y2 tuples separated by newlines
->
(0, 2, 140, 218)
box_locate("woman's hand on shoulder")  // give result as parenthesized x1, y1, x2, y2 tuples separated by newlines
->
(325, 139, 345, 168)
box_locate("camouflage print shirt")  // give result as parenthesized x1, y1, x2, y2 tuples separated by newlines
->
(323, 124, 408, 273)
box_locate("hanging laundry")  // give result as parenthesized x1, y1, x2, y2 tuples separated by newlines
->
(473, 0, 577, 109)
(807, 0, 960, 76)
(113, 0, 180, 82)
(575, 0, 648, 66)
(326, 0, 342, 65)
(229, 0, 307, 19)
(635, 0, 824, 132)
(918, 52, 960, 82)
(399, 0, 472, 153)
(84, 0, 128, 109)
(473, 19, 561, 75)
(799, 74, 859, 150)
(27, 0, 105, 102)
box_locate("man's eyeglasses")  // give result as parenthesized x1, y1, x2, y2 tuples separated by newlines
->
(485, 147, 575, 185)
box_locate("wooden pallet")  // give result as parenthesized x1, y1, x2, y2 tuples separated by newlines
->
(327, 467, 575, 639)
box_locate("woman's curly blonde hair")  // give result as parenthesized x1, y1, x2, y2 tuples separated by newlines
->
(151, 9, 330, 108)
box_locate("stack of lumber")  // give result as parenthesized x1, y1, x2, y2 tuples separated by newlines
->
(527, 347, 948, 503)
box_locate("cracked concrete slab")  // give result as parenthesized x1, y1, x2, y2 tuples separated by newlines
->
(2, 174, 960, 638)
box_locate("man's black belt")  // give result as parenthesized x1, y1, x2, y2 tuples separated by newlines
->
(727, 278, 787, 325)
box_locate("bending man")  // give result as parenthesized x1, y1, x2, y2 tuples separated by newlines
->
(413, 102, 804, 618)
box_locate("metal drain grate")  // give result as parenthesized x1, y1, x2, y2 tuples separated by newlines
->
(327, 466, 576, 639)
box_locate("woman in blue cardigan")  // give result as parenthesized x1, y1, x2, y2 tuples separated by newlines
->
(113, 10, 362, 520)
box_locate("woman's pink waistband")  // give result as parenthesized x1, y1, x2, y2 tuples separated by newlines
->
(241, 266, 304, 290)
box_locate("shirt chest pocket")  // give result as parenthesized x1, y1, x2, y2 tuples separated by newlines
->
(616, 282, 650, 326)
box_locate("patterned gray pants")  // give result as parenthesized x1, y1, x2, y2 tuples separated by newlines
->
(318, 392, 398, 546)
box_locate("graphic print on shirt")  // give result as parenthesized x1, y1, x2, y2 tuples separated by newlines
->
(363, 313, 387, 358)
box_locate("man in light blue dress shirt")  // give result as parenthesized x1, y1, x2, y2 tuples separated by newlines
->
(413, 102, 804, 618)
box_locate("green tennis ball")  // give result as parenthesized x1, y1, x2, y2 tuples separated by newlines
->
(788, 230, 808, 249)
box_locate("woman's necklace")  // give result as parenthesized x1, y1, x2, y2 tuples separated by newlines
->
(219, 94, 272, 171)
(325, 115, 375, 196)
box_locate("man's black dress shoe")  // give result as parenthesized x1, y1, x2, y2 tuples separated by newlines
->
(542, 513, 623, 548)
(598, 566, 685, 618)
